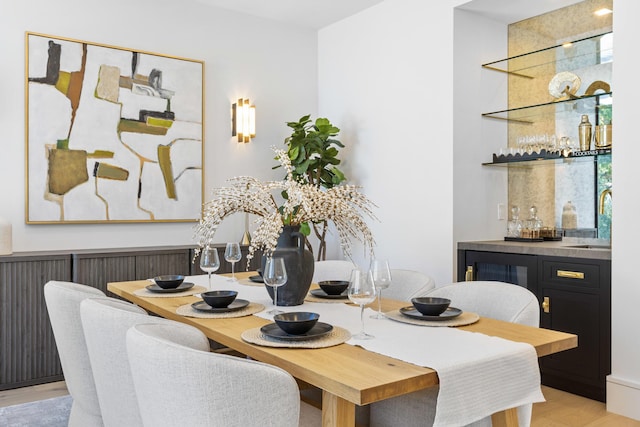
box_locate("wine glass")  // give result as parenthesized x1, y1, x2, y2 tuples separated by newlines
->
(348, 269, 376, 340)
(224, 242, 242, 281)
(199, 246, 220, 290)
(263, 257, 287, 315)
(369, 259, 392, 319)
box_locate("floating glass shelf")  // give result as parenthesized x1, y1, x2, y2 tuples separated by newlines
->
(481, 92, 612, 124)
(482, 31, 612, 79)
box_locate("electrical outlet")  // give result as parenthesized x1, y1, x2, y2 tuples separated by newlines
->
(497, 203, 506, 220)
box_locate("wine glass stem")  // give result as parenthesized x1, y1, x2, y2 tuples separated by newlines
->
(377, 289, 383, 314)
(231, 262, 235, 279)
(274, 286, 278, 308)
(360, 304, 366, 335)
(208, 272, 212, 289)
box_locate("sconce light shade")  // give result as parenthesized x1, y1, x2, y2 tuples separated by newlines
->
(232, 98, 255, 143)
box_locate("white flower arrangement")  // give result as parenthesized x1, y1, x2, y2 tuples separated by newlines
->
(194, 147, 376, 265)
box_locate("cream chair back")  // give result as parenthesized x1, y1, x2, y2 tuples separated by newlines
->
(126, 322, 309, 427)
(384, 269, 436, 302)
(43, 280, 105, 427)
(80, 297, 156, 427)
(425, 280, 539, 327)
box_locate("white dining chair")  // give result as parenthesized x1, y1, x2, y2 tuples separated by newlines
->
(384, 269, 436, 302)
(43, 280, 106, 427)
(370, 281, 540, 427)
(312, 259, 356, 283)
(126, 322, 322, 427)
(80, 296, 177, 427)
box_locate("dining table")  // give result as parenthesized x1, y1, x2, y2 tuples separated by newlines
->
(107, 271, 577, 427)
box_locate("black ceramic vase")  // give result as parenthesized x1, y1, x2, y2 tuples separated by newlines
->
(261, 225, 314, 306)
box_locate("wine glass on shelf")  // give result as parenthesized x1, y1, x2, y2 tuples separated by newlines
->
(263, 257, 287, 315)
(224, 242, 242, 281)
(369, 259, 392, 319)
(199, 246, 220, 290)
(348, 269, 377, 340)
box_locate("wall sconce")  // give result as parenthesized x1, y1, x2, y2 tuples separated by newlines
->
(232, 98, 255, 143)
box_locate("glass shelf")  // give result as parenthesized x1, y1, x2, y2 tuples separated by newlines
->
(482, 92, 612, 123)
(482, 31, 612, 78)
(482, 148, 611, 166)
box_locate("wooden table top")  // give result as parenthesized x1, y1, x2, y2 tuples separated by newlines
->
(108, 272, 577, 427)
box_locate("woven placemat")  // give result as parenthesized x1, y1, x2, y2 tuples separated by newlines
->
(304, 293, 350, 304)
(384, 310, 480, 327)
(238, 278, 263, 287)
(241, 325, 351, 348)
(176, 302, 264, 318)
(133, 285, 207, 298)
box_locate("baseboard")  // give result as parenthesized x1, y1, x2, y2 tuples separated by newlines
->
(606, 375, 640, 421)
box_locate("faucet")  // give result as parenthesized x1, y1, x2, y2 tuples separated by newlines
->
(599, 188, 612, 215)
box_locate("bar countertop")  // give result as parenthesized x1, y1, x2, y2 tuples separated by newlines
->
(458, 237, 611, 260)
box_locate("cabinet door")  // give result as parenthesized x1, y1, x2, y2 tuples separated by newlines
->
(539, 286, 604, 400)
(459, 250, 538, 293)
(538, 257, 610, 402)
(0, 255, 71, 389)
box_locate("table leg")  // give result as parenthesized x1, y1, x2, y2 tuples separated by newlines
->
(491, 407, 519, 427)
(322, 390, 356, 427)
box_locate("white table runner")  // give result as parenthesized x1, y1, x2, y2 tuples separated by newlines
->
(181, 274, 544, 426)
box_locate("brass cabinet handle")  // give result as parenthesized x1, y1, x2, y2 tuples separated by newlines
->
(557, 270, 585, 279)
(465, 266, 474, 281)
(542, 296, 550, 313)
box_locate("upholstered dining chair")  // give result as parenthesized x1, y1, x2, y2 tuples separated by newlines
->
(43, 280, 106, 427)
(80, 296, 167, 427)
(384, 269, 436, 302)
(370, 281, 540, 427)
(126, 322, 321, 427)
(312, 259, 356, 283)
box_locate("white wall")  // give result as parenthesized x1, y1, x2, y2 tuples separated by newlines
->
(0, 0, 318, 252)
(453, 9, 509, 276)
(318, 0, 458, 285)
(606, 0, 640, 420)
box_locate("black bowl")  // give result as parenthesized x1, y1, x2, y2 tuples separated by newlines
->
(154, 275, 185, 289)
(202, 290, 238, 308)
(273, 312, 320, 335)
(411, 297, 451, 316)
(318, 280, 349, 295)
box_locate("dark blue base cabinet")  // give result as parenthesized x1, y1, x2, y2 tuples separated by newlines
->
(458, 250, 611, 402)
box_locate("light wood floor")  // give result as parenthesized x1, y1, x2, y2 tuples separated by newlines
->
(1, 381, 639, 426)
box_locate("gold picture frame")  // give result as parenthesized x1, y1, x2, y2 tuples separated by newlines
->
(25, 32, 204, 224)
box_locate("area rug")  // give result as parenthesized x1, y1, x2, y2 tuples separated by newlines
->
(0, 395, 71, 427)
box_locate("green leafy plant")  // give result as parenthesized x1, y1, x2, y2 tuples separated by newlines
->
(279, 115, 347, 260)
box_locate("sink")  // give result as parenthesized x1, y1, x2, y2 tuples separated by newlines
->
(566, 244, 611, 250)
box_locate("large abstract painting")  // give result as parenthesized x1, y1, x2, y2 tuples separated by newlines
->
(26, 32, 204, 223)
